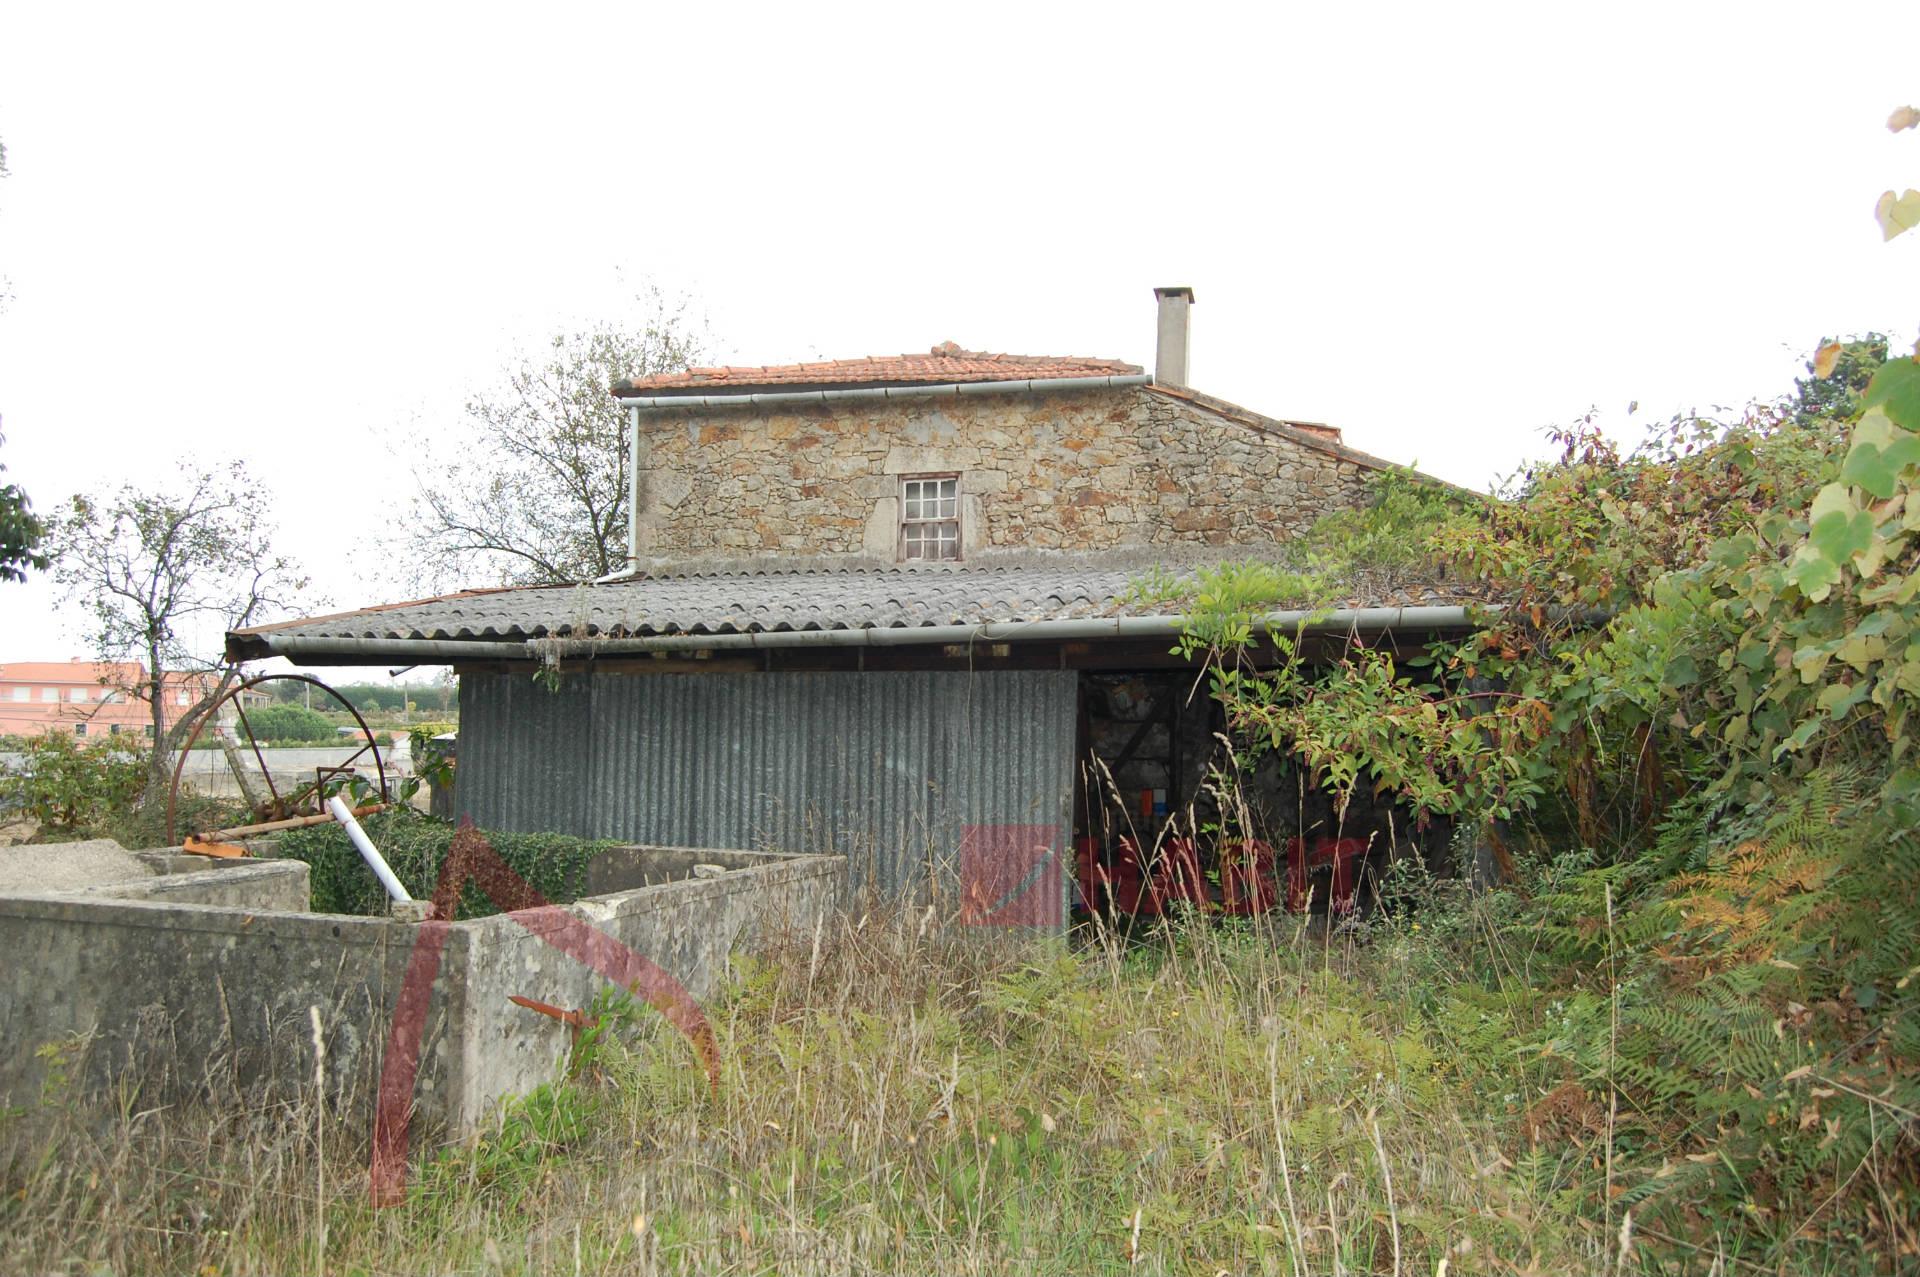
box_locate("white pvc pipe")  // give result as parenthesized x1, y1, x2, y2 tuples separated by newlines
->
(327, 795, 413, 903)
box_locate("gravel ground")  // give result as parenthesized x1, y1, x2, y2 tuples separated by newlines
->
(0, 838, 149, 894)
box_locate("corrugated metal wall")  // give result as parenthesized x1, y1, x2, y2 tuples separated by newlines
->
(458, 669, 1077, 922)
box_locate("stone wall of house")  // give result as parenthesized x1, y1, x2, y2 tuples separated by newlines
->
(631, 385, 1377, 559)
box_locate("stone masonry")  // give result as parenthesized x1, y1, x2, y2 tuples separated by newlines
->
(630, 384, 1382, 560)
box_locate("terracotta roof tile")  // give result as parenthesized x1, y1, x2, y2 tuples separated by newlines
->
(620, 344, 1141, 394)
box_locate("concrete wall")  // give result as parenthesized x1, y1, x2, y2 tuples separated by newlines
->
(456, 853, 842, 1126)
(632, 385, 1376, 559)
(0, 868, 464, 1138)
(0, 847, 843, 1143)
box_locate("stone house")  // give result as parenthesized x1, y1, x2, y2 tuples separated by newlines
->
(232, 289, 1474, 925)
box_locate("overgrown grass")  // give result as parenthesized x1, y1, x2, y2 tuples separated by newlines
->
(4, 876, 1903, 1274)
(0, 896, 1666, 1277)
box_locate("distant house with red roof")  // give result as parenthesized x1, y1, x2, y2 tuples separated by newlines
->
(0, 659, 265, 741)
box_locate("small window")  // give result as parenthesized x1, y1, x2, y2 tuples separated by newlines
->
(73, 723, 87, 737)
(69, 688, 87, 702)
(176, 690, 189, 706)
(39, 687, 58, 703)
(109, 724, 121, 735)
(8, 687, 27, 702)
(900, 475, 961, 562)
(144, 724, 155, 738)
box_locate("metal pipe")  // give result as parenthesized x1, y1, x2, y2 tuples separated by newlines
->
(614, 374, 1152, 412)
(625, 403, 642, 571)
(327, 795, 413, 903)
(254, 605, 1492, 663)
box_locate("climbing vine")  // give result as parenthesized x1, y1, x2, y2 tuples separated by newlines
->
(275, 808, 611, 918)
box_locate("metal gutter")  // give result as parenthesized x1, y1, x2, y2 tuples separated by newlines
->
(614, 374, 1152, 412)
(246, 605, 1491, 663)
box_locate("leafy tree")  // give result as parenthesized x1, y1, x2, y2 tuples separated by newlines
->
(1790, 333, 1887, 424)
(48, 462, 309, 797)
(406, 288, 708, 588)
(0, 427, 47, 583)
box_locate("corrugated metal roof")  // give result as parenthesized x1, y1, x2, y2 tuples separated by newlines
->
(239, 561, 1157, 644)
(234, 557, 1487, 648)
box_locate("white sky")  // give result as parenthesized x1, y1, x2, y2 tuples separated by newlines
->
(1, 2, 1916, 679)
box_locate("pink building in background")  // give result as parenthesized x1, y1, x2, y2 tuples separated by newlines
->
(0, 659, 265, 740)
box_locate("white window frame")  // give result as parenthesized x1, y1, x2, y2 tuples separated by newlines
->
(899, 473, 962, 562)
(39, 687, 58, 702)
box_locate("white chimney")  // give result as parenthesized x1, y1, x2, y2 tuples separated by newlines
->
(1152, 286, 1194, 387)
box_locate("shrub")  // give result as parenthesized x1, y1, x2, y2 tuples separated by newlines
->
(0, 732, 148, 833)
(236, 704, 335, 744)
(272, 808, 610, 917)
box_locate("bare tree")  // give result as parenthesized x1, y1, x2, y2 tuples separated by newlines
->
(407, 288, 708, 587)
(49, 462, 309, 795)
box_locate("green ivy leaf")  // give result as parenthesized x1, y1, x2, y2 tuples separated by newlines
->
(1786, 546, 1841, 601)
(1775, 717, 1824, 758)
(1837, 634, 1889, 672)
(1862, 357, 1920, 432)
(1662, 654, 1700, 688)
(1792, 643, 1835, 684)
(1808, 483, 1874, 566)
(1876, 189, 1920, 241)
(1817, 680, 1867, 719)
(1838, 410, 1920, 499)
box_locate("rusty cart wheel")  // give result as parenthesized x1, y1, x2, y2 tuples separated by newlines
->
(165, 673, 392, 846)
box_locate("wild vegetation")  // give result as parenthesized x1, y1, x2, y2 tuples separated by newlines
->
(275, 808, 610, 918)
(5, 335, 1916, 1274)
(1147, 330, 1920, 1267)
